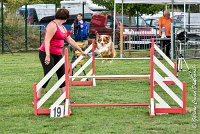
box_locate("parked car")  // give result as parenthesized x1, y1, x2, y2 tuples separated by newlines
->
(39, 13, 92, 27)
(89, 13, 150, 39)
(39, 13, 92, 39)
(17, 4, 56, 24)
(174, 13, 200, 25)
(17, 8, 39, 24)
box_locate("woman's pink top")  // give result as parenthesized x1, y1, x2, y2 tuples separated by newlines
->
(40, 20, 70, 55)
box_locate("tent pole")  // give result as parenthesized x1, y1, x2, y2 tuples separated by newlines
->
(120, 0, 124, 58)
(122, 0, 123, 24)
(171, 0, 174, 59)
(113, 0, 116, 46)
(184, 2, 186, 58)
(188, 4, 190, 32)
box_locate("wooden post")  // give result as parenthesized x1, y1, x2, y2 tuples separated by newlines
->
(120, 22, 123, 58)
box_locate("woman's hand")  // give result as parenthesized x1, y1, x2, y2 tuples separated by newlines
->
(80, 51, 87, 57)
(66, 36, 88, 57)
(45, 55, 50, 65)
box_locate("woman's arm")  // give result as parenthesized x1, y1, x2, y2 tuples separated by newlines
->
(62, 26, 86, 56)
(44, 22, 57, 64)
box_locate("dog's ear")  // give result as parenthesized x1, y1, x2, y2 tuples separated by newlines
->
(105, 36, 110, 41)
(97, 35, 102, 43)
(104, 35, 111, 44)
(95, 31, 100, 43)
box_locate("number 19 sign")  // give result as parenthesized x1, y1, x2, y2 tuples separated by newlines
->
(50, 105, 64, 118)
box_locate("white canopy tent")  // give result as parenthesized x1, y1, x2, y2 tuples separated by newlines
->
(115, 0, 200, 4)
(114, 0, 200, 58)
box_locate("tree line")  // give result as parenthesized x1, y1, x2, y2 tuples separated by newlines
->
(2, 0, 199, 13)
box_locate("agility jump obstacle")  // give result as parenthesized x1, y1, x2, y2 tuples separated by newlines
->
(33, 39, 186, 116)
(68, 39, 177, 85)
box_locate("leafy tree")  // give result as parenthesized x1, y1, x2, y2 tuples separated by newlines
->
(3, 0, 61, 9)
(92, 0, 163, 15)
(190, 4, 200, 13)
(175, 4, 200, 13)
(92, 0, 164, 26)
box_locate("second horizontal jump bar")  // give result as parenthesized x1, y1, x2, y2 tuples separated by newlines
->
(94, 58, 150, 60)
(69, 75, 150, 78)
(70, 103, 150, 107)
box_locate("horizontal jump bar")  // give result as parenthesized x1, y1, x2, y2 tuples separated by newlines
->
(69, 75, 150, 78)
(70, 103, 150, 107)
(95, 58, 150, 60)
(96, 77, 149, 80)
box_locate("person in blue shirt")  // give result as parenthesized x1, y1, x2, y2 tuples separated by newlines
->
(72, 13, 88, 48)
(71, 13, 89, 65)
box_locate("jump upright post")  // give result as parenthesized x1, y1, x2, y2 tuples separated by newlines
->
(149, 38, 186, 115)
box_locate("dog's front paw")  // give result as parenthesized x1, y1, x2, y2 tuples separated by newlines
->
(94, 49, 100, 55)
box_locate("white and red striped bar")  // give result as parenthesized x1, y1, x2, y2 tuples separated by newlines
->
(96, 77, 149, 81)
(150, 38, 155, 116)
(70, 103, 149, 107)
(65, 48, 70, 116)
(69, 75, 150, 79)
(154, 77, 176, 85)
(33, 83, 38, 116)
(155, 108, 185, 113)
(37, 109, 50, 115)
(95, 58, 150, 60)
(92, 40, 96, 86)
(182, 82, 187, 113)
(154, 81, 175, 85)
(70, 81, 93, 86)
(154, 44, 177, 76)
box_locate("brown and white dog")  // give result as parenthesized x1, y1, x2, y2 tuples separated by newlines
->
(95, 33, 116, 63)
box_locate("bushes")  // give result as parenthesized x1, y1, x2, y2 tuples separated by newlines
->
(1, 9, 44, 51)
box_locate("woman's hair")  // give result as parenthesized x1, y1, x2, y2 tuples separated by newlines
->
(55, 8, 69, 20)
(77, 13, 83, 17)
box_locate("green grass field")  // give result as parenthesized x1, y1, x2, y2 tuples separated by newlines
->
(0, 51, 199, 134)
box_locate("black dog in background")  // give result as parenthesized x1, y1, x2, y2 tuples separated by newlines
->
(176, 30, 200, 43)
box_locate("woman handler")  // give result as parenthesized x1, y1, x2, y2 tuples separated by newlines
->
(38, 9, 86, 100)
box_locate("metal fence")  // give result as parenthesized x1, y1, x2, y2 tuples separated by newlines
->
(27, 25, 46, 50)
(120, 25, 200, 59)
(0, 3, 56, 53)
(174, 25, 200, 59)
(122, 27, 157, 51)
(118, 24, 157, 57)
